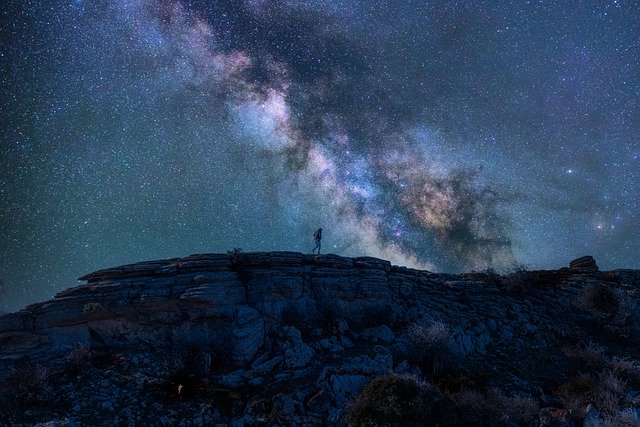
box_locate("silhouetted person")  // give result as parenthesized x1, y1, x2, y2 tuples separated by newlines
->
(312, 228, 322, 254)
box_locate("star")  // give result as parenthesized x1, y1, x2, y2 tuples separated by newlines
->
(0, 0, 638, 310)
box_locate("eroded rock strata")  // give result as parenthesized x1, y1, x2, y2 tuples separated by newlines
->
(1, 252, 639, 426)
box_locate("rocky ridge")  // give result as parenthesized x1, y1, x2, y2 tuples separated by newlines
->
(1, 252, 640, 426)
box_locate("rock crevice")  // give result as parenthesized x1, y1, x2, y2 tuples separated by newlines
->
(1, 252, 640, 425)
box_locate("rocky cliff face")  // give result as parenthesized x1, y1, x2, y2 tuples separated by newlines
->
(1, 252, 640, 426)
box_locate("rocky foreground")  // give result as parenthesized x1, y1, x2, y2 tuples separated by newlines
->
(1, 252, 640, 426)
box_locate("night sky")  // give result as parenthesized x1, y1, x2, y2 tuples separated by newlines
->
(1, 0, 639, 311)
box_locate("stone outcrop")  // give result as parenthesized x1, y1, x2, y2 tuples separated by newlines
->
(569, 255, 599, 272)
(1, 252, 639, 425)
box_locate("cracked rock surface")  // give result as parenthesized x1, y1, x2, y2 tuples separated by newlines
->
(1, 252, 639, 425)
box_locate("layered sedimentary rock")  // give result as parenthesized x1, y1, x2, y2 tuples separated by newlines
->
(1, 252, 639, 425)
(569, 255, 599, 272)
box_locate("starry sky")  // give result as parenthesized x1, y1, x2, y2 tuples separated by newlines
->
(1, 0, 639, 311)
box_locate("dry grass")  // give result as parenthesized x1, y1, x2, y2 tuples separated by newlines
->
(65, 343, 96, 373)
(558, 370, 631, 417)
(559, 341, 640, 418)
(451, 387, 539, 425)
(562, 341, 607, 370)
(558, 373, 595, 414)
(575, 284, 640, 339)
(410, 321, 451, 345)
(407, 321, 457, 377)
(0, 364, 54, 409)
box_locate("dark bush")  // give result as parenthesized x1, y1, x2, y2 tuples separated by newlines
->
(0, 364, 54, 409)
(577, 283, 619, 318)
(346, 373, 458, 426)
(154, 348, 216, 401)
(405, 321, 459, 378)
(558, 371, 629, 416)
(65, 343, 96, 374)
(562, 341, 607, 370)
(575, 283, 640, 339)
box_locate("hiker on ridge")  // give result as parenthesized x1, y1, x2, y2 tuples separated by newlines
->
(312, 228, 322, 254)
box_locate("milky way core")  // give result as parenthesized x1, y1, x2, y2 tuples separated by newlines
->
(1, 0, 639, 310)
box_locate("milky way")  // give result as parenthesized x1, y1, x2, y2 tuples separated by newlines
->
(1, 0, 639, 310)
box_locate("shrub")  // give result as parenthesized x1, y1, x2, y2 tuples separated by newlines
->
(575, 284, 639, 338)
(0, 364, 54, 409)
(226, 247, 243, 256)
(451, 387, 539, 425)
(562, 341, 607, 370)
(558, 373, 597, 414)
(156, 349, 213, 400)
(608, 357, 640, 387)
(595, 371, 627, 415)
(507, 394, 541, 424)
(450, 389, 485, 423)
(65, 343, 96, 374)
(346, 373, 457, 426)
(558, 370, 630, 416)
(576, 283, 620, 319)
(407, 321, 457, 377)
(227, 249, 251, 284)
(227, 247, 243, 267)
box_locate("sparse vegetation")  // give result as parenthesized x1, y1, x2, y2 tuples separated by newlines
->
(575, 283, 640, 338)
(82, 302, 104, 313)
(0, 364, 54, 410)
(227, 247, 243, 264)
(562, 341, 607, 370)
(609, 357, 640, 386)
(156, 349, 212, 400)
(576, 283, 620, 319)
(406, 321, 457, 377)
(451, 387, 539, 426)
(346, 373, 457, 426)
(558, 370, 631, 417)
(557, 340, 640, 421)
(65, 343, 96, 374)
(3, 252, 640, 425)
(502, 270, 531, 295)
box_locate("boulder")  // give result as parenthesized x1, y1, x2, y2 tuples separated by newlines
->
(280, 327, 315, 368)
(232, 307, 265, 363)
(361, 325, 395, 343)
(583, 404, 603, 427)
(569, 256, 599, 272)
